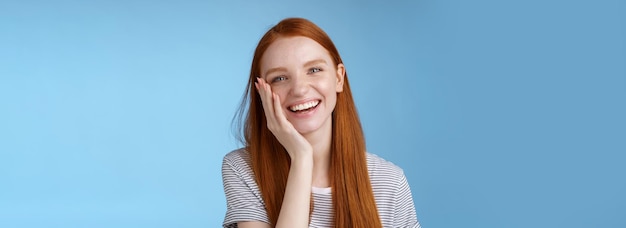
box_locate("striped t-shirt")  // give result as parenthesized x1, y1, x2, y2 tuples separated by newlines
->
(222, 148, 421, 228)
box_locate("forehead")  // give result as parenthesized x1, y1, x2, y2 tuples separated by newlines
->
(260, 36, 332, 71)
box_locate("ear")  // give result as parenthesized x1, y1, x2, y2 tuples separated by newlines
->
(335, 63, 345, 93)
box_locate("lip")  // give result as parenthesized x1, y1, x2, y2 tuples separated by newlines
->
(286, 98, 321, 110)
(285, 98, 321, 118)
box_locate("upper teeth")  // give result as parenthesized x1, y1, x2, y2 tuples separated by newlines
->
(290, 100, 319, 111)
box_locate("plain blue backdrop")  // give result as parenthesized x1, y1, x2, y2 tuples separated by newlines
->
(1, 0, 624, 227)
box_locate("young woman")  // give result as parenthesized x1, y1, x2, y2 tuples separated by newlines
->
(222, 18, 421, 228)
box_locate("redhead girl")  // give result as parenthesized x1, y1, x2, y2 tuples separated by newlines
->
(222, 18, 421, 228)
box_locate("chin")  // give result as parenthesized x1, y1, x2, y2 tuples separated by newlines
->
(294, 127, 317, 135)
(293, 123, 322, 135)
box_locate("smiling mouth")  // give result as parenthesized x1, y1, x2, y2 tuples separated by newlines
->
(289, 100, 320, 113)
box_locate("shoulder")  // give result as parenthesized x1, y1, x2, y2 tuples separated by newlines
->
(222, 148, 251, 169)
(221, 148, 255, 181)
(221, 148, 263, 203)
(221, 148, 269, 226)
(366, 153, 419, 227)
(365, 153, 407, 196)
(223, 147, 249, 162)
(366, 152, 405, 179)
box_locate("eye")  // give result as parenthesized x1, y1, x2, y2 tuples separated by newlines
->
(271, 76, 287, 83)
(308, 67, 322, 74)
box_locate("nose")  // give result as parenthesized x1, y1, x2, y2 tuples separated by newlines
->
(289, 73, 309, 97)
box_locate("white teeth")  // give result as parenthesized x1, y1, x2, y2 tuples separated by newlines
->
(289, 100, 319, 112)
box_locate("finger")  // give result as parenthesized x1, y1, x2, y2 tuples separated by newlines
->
(272, 92, 289, 127)
(257, 78, 278, 126)
(255, 78, 270, 116)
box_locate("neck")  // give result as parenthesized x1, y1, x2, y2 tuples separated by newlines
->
(302, 119, 332, 188)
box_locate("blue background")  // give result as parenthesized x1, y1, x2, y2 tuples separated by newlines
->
(1, 0, 624, 227)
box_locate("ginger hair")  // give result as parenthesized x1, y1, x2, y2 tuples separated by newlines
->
(234, 18, 382, 227)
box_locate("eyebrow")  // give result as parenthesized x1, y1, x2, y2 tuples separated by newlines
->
(264, 67, 287, 78)
(304, 59, 328, 67)
(263, 59, 329, 77)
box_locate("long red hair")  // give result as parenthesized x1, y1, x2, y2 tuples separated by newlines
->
(234, 18, 382, 227)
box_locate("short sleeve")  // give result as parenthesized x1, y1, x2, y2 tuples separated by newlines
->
(222, 150, 270, 227)
(394, 171, 421, 228)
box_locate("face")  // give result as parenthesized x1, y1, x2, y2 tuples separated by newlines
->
(260, 36, 345, 136)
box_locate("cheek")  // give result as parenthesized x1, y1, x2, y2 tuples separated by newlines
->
(271, 86, 289, 105)
(321, 80, 338, 96)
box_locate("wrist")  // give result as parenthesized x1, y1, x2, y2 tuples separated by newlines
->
(290, 152, 313, 167)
